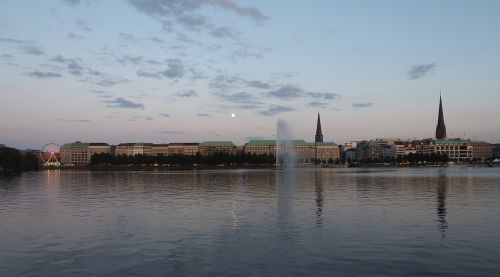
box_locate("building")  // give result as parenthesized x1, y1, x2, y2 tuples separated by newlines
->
(61, 142, 111, 165)
(470, 141, 493, 161)
(167, 143, 199, 156)
(414, 139, 435, 155)
(493, 144, 500, 159)
(394, 140, 416, 157)
(115, 143, 153, 156)
(244, 140, 276, 155)
(433, 139, 472, 162)
(357, 140, 380, 161)
(315, 142, 340, 162)
(436, 95, 447, 139)
(151, 144, 169, 156)
(199, 141, 237, 155)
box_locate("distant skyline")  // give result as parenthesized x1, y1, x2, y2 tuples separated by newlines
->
(1, 0, 500, 149)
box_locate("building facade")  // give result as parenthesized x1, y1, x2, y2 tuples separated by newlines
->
(61, 142, 111, 165)
(115, 143, 153, 156)
(199, 141, 237, 155)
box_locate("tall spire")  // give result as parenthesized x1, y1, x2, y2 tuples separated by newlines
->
(315, 113, 323, 143)
(435, 95, 447, 139)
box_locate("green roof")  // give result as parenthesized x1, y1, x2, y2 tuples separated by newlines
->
(316, 142, 338, 146)
(200, 141, 235, 147)
(62, 142, 89, 148)
(246, 140, 276, 146)
(246, 139, 312, 146)
(435, 139, 471, 145)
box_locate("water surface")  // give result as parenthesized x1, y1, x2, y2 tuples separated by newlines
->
(1, 168, 500, 276)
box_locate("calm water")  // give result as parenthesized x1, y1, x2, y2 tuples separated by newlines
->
(1, 168, 500, 276)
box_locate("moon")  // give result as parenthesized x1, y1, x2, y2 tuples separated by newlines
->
(231, 113, 236, 118)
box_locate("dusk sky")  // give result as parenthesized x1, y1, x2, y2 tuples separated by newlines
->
(1, 0, 499, 149)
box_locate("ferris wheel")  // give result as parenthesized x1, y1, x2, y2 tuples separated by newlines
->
(40, 143, 63, 166)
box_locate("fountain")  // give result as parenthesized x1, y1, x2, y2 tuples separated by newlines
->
(276, 118, 296, 168)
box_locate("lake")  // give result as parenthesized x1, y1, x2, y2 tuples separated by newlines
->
(1, 168, 500, 276)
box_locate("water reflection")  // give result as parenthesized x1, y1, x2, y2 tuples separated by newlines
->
(436, 171, 448, 241)
(314, 170, 323, 227)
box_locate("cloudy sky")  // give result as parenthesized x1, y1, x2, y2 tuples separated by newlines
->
(1, 0, 499, 149)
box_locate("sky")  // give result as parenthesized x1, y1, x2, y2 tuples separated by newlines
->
(1, 0, 499, 149)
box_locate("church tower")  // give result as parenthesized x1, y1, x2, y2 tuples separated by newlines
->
(315, 113, 323, 143)
(435, 95, 447, 139)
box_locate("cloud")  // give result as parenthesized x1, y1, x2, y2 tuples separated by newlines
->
(75, 19, 92, 31)
(209, 74, 271, 91)
(51, 55, 85, 75)
(0, 37, 31, 44)
(307, 101, 328, 108)
(25, 71, 62, 79)
(151, 37, 164, 43)
(137, 70, 161, 79)
(177, 14, 208, 31)
(247, 80, 271, 89)
(105, 97, 144, 109)
(61, 0, 81, 6)
(407, 63, 436, 80)
(89, 89, 112, 98)
(66, 32, 85, 39)
(210, 26, 239, 39)
(117, 55, 143, 65)
(352, 102, 374, 108)
(306, 92, 342, 100)
(127, 0, 268, 22)
(159, 113, 170, 117)
(216, 91, 262, 106)
(266, 85, 302, 99)
(205, 0, 269, 22)
(22, 46, 45, 55)
(197, 113, 211, 117)
(176, 89, 197, 97)
(95, 77, 129, 87)
(260, 105, 295, 116)
(161, 58, 185, 78)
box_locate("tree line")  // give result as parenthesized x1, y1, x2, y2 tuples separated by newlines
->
(0, 147, 40, 175)
(91, 152, 276, 166)
(348, 153, 450, 164)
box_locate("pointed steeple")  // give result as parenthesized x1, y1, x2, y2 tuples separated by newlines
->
(315, 113, 323, 143)
(435, 95, 447, 139)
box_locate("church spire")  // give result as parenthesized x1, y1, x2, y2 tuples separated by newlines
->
(315, 113, 323, 143)
(435, 95, 447, 139)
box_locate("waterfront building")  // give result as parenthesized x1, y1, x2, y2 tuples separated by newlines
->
(244, 140, 276, 155)
(436, 95, 447, 139)
(167, 143, 199, 156)
(199, 141, 237, 155)
(344, 148, 357, 161)
(151, 144, 169, 156)
(493, 144, 500, 159)
(470, 141, 493, 161)
(433, 139, 472, 162)
(414, 139, 435, 155)
(357, 140, 379, 161)
(315, 142, 340, 162)
(61, 142, 111, 165)
(115, 143, 152, 156)
(394, 140, 417, 157)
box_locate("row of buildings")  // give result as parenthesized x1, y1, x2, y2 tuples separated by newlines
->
(57, 97, 499, 166)
(60, 139, 342, 166)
